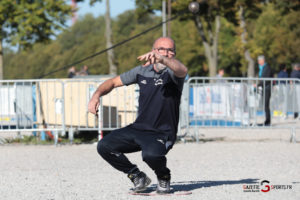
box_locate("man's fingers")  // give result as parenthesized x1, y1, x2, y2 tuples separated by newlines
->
(151, 57, 156, 64)
(138, 52, 160, 66)
(137, 52, 155, 62)
(142, 61, 151, 66)
(147, 53, 154, 61)
(137, 52, 149, 60)
(137, 55, 145, 61)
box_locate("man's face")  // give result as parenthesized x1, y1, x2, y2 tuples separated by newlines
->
(153, 38, 176, 71)
(258, 59, 265, 66)
(219, 69, 224, 76)
(153, 38, 175, 58)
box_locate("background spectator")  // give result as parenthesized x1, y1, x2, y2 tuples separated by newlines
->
(290, 63, 300, 119)
(68, 66, 77, 78)
(277, 64, 289, 118)
(216, 68, 225, 83)
(79, 65, 89, 76)
(277, 64, 288, 84)
(257, 55, 273, 126)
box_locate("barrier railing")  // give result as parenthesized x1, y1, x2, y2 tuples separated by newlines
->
(182, 77, 300, 142)
(0, 78, 138, 143)
(62, 78, 138, 140)
(1, 77, 299, 144)
(0, 79, 65, 144)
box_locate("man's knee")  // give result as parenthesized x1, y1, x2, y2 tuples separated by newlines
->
(97, 139, 110, 157)
(142, 152, 165, 164)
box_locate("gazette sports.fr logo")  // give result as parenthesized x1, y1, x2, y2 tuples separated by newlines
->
(243, 180, 293, 193)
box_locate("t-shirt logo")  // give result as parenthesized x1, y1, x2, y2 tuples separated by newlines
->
(154, 78, 163, 86)
(140, 80, 147, 84)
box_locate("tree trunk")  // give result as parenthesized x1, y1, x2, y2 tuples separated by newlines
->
(194, 15, 220, 77)
(0, 39, 3, 80)
(167, 0, 171, 37)
(211, 15, 220, 78)
(239, 6, 255, 77)
(105, 0, 117, 75)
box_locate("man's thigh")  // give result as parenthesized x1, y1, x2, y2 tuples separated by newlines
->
(135, 132, 169, 157)
(101, 126, 141, 153)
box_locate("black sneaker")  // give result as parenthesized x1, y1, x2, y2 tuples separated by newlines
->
(128, 171, 151, 192)
(156, 175, 171, 194)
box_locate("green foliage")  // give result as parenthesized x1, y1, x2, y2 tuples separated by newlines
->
(5, 135, 53, 145)
(270, 0, 300, 14)
(134, 0, 162, 23)
(0, 0, 72, 48)
(3, 1, 300, 79)
(4, 12, 163, 78)
(5, 132, 98, 145)
(247, 3, 300, 72)
(170, 18, 206, 76)
(218, 18, 242, 76)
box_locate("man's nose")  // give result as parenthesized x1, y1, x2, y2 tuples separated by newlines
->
(161, 51, 168, 57)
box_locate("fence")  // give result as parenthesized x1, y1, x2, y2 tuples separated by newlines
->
(0, 80, 65, 134)
(182, 77, 300, 142)
(0, 78, 138, 144)
(1, 77, 299, 144)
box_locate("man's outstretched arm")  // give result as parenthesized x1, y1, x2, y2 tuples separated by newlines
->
(88, 76, 123, 114)
(161, 56, 187, 78)
(137, 51, 187, 78)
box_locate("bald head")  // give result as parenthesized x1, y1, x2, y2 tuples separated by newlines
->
(153, 37, 175, 49)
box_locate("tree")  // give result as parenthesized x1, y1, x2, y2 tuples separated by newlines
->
(3, 12, 164, 79)
(236, 0, 300, 76)
(76, 0, 117, 75)
(248, 2, 300, 72)
(0, 0, 72, 79)
(105, 0, 117, 75)
(234, 0, 262, 77)
(135, 0, 240, 77)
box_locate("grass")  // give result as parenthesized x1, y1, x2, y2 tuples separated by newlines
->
(3, 131, 99, 145)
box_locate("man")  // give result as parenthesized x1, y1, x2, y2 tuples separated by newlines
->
(67, 66, 77, 78)
(290, 62, 300, 80)
(277, 64, 288, 84)
(216, 68, 225, 83)
(277, 64, 289, 118)
(79, 65, 89, 76)
(88, 37, 187, 193)
(257, 55, 273, 126)
(290, 63, 300, 119)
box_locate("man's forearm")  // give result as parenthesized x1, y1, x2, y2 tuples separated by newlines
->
(92, 79, 115, 99)
(92, 76, 123, 99)
(162, 57, 187, 78)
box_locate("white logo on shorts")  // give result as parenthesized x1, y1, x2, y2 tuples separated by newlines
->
(111, 152, 121, 157)
(157, 139, 164, 144)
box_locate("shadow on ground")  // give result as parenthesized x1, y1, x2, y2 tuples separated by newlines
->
(149, 179, 259, 192)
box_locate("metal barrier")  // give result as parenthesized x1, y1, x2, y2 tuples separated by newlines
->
(0, 78, 138, 143)
(0, 79, 65, 144)
(1, 77, 299, 144)
(182, 77, 300, 142)
(63, 78, 138, 140)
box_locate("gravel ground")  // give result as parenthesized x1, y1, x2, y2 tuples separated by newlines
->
(0, 129, 300, 200)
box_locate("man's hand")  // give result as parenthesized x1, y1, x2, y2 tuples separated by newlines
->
(88, 96, 100, 115)
(137, 51, 164, 66)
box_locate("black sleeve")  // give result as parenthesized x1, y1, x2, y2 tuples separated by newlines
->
(167, 68, 185, 92)
(258, 65, 273, 87)
(261, 65, 273, 78)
